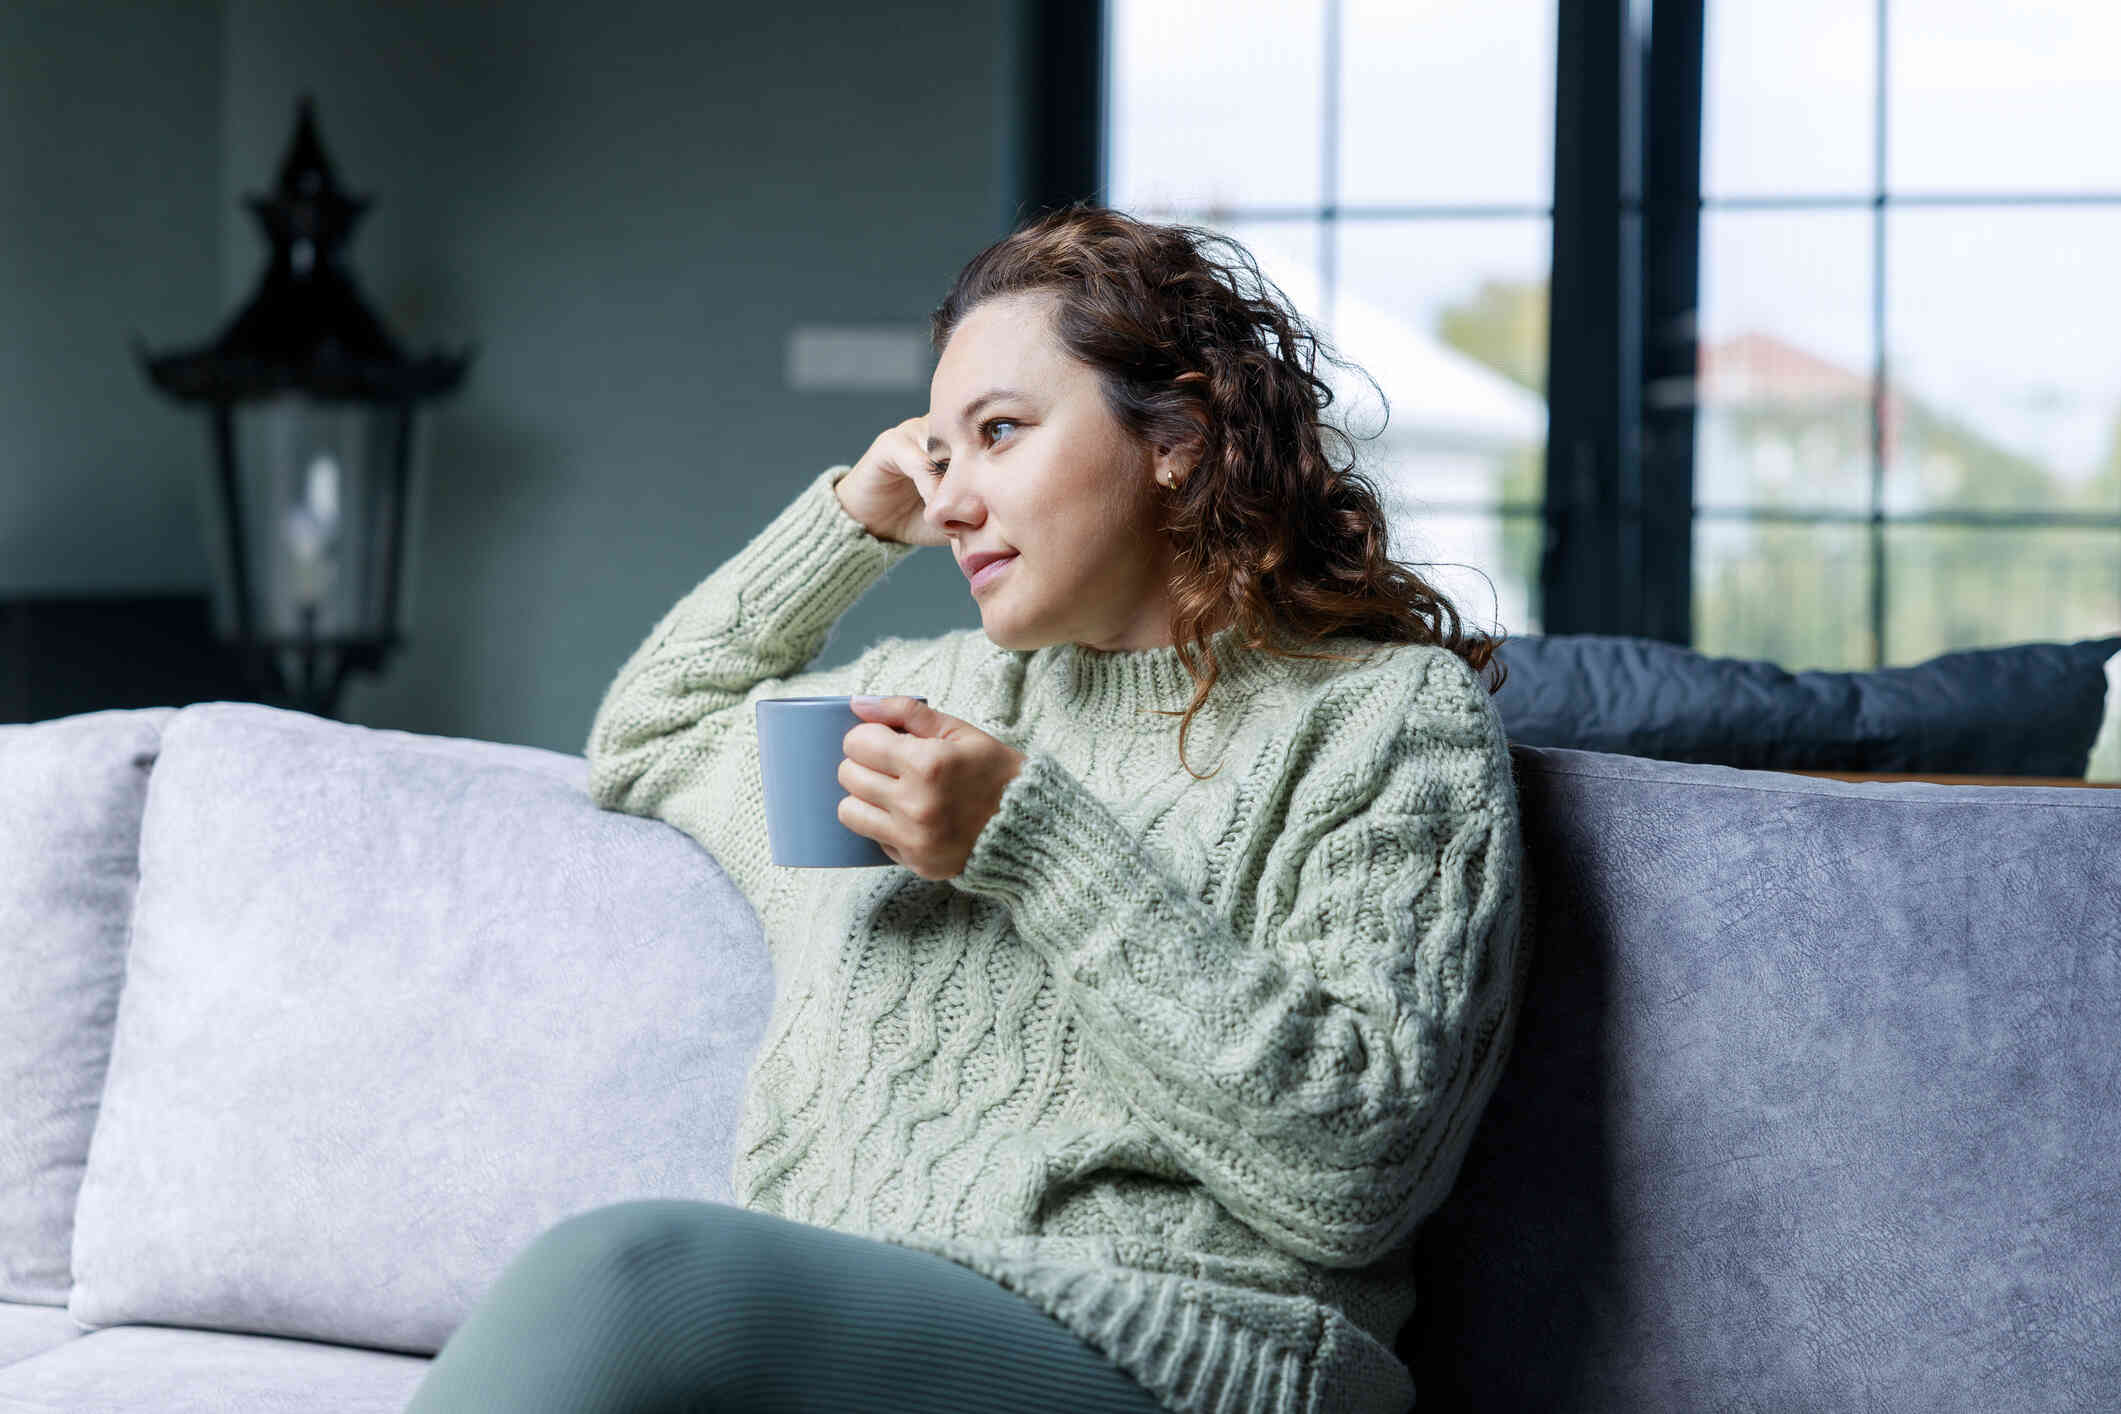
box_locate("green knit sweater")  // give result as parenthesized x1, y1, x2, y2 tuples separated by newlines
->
(584, 462, 1531, 1414)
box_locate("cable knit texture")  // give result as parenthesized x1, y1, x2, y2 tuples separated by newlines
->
(584, 463, 1530, 1414)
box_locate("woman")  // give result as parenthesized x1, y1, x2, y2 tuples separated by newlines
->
(405, 204, 1530, 1414)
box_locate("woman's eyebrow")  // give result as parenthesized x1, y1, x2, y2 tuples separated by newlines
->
(927, 388, 1030, 451)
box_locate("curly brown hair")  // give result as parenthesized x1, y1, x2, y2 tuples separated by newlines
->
(930, 202, 1511, 779)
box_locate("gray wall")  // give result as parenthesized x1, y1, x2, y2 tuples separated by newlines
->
(227, 0, 1024, 753)
(6, 0, 1026, 753)
(0, 1, 223, 596)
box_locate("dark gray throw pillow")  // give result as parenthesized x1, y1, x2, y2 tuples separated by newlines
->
(1490, 633, 2121, 776)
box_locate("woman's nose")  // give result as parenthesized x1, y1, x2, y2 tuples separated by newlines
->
(922, 471, 980, 530)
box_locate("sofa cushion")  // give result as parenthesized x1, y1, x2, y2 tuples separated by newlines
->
(0, 708, 173, 1307)
(0, 1302, 85, 1370)
(1493, 632, 2121, 775)
(1406, 744, 2121, 1409)
(66, 702, 775, 1355)
(0, 1324, 428, 1412)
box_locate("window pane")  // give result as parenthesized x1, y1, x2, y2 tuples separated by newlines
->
(1194, 218, 1544, 637)
(1339, 0, 1555, 207)
(1885, 207, 2121, 514)
(1389, 510, 1538, 637)
(1703, 0, 1875, 197)
(1192, 218, 1327, 334)
(1884, 526, 2121, 665)
(1695, 209, 1875, 514)
(1694, 518, 1874, 670)
(1335, 220, 1548, 635)
(1106, 0, 1326, 213)
(1889, 1, 2121, 193)
(1336, 219, 1551, 399)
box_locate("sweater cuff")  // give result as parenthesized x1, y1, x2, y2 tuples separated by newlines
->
(658, 463, 920, 648)
(955, 749, 1156, 992)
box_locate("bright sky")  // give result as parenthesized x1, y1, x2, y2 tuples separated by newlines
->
(1107, 0, 2121, 485)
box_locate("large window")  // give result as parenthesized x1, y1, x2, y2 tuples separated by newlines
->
(1095, 0, 2121, 666)
(1695, 0, 2121, 669)
(1104, 0, 1555, 639)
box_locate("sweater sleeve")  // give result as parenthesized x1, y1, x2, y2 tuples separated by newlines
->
(951, 647, 1529, 1270)
(584, 463, 920, 924)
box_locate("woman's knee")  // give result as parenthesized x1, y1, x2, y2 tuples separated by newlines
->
(506, 1202, 818, 1396)
(508, 1200, 791, 1329)
(535, 1198, 705, 1258)
(513, 1200, 721, 1293)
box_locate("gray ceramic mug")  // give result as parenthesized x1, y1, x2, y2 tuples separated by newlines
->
(756, 695, 927, 867)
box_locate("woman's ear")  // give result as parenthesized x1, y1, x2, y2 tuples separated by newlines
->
(1154, 436, 1204, 485)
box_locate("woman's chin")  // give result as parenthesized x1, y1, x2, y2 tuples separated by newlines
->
(981, 613, 1053, 653)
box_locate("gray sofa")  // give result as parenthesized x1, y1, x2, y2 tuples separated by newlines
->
(3, 700, 2115, 1411)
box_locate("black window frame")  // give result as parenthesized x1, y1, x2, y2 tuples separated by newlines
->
(1544, 0, 1701, 643)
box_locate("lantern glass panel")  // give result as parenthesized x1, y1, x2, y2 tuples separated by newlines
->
(203, 393, 416, 646)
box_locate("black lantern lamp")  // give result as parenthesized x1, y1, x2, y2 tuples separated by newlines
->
(137, 95, 472, 719)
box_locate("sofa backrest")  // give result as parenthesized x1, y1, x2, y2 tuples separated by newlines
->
(1405, 742, 2121, 1410)
(60, 702, 774, 1356)
(0, 708, 174, 1307)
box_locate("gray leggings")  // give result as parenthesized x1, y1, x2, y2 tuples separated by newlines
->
(402, 1198, 1167, 1413)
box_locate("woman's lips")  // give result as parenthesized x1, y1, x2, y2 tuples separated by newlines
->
(968, 553, 1018, 594)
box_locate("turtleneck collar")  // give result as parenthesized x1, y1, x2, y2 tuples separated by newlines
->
(1021, 619, 1344, 733)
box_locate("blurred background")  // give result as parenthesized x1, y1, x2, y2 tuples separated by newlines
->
(2, 0, 2117, 754)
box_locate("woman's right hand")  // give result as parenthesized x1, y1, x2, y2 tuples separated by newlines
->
(834, 417, 951, 548)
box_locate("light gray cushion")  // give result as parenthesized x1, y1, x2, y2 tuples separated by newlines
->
(66, 702, 774, 1355)
(0, 708, 173, 1307)
(0, 1300, 85, 1370)
(0, 1324, 428, 1411)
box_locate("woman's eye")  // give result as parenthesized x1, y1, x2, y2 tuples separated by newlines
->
(925, 420, 1017, 478)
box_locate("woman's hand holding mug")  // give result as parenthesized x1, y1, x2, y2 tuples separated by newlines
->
(834, 417, 952, 548)
(839, 695, 1027, 881)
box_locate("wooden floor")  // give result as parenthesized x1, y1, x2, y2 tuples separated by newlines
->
(1782, 770, 2121, 789)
